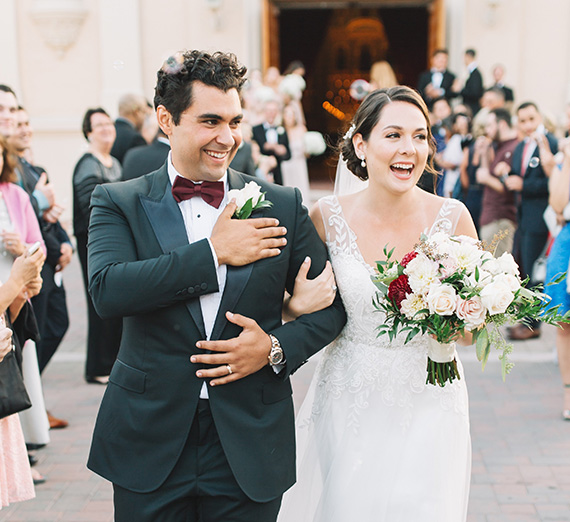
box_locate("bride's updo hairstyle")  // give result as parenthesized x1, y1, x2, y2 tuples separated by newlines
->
(340, 85, 438, 181)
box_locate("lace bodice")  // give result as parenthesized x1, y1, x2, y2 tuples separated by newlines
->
(306, 196, 468, 430)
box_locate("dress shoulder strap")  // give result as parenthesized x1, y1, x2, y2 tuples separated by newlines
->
(426, 198, 467, 237)
(318, 195, 359, 257)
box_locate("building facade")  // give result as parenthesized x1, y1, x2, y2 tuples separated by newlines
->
(1, 0, 569, 223)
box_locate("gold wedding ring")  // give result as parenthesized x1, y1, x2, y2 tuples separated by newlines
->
(226, 364, 233, 375)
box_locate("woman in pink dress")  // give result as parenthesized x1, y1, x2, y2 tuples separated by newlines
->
(0, 135, 45, 509)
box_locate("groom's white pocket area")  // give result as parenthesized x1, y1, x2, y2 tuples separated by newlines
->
(109, 359, 146, 394)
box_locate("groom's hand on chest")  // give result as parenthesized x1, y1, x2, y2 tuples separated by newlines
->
(191, 311, 272, 386)
(210, 201, 287, 266)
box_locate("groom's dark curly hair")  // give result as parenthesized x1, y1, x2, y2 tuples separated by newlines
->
(154, 50, 247, 125)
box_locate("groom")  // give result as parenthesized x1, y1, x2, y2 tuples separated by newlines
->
(86, 50, 346, 521)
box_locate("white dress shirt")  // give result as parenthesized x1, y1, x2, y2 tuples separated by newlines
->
(167, 153, 227, 399)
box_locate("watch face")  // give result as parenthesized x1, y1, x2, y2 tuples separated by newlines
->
(270, 349, 284, 365)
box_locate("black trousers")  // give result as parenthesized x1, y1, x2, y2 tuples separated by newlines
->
(76, 233, 122, 378)
(113, 400, 282, 522)
(32, 263, 69, 373)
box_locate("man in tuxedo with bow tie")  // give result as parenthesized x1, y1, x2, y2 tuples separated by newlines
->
(252, 99, 291, 185)
(86, 50, 346, 521)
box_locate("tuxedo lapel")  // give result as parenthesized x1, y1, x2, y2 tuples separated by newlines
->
(139, 167, 206, 338)
(211, 170, 253, 340)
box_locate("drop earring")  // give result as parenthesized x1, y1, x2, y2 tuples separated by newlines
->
(361, 157, 366, 168)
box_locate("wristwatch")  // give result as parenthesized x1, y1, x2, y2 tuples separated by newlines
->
(268, 334, 284, 367)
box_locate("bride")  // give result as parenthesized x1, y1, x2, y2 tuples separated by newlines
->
(280, 86, 476, 521)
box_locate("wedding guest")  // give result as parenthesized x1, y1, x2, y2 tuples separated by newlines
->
(369, 60, 397, 90)
(436, 112, 472, 199)
(491, 64, 515, 104)
(281, 103, 311, 204)
(417, 49, 456, 108)
(507, 101, 558, 340)
(229, 123, 256, 177)
(110, 94, 148, 164)
(122, 128, 170, 181)
(73, 108, 122, 384)
(252, 99, 291, 185)
(453, 49, 484, 117)
(476, 108, 519, 256)
(0, 134, 47, 487)
(472, 87, 506, 138)
(0, 248, 45, 510)
(545, 138, 570, 420)
(9, 107, 71, 429)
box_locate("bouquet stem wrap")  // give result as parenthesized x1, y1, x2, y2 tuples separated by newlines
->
(426, 338, 460, 386)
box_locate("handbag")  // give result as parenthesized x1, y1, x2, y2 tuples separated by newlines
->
(531, 234, 555, 284)
(0, 346, 32, 419)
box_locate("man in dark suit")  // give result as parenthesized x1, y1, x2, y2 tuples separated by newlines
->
(417, 48, 456, 109)
(491, 64, 515, 104)
(110, 93, 148, 164)
(251, 99, 290, 185)
(505, 101, 558, 340)
(87, 50, 346, 522)
(121, 128, 170, 181)
(457, 49, 484, 117)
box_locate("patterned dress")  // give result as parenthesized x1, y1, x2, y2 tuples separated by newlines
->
(279, 196, 471, 522)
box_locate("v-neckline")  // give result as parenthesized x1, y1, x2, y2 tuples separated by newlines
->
(331, 195, 449, 273)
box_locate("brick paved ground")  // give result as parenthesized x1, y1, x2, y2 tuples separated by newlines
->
(2, 211, 570, 521)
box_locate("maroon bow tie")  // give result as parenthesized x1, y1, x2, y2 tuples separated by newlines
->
(171, 177, 224, 208)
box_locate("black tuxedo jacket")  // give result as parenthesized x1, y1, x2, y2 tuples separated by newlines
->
(461, 68, 484, 116)
(121, 139, 170, 181)
(229, 141, 256, 176)
(251, 124, 291, 185)
(86, 166, 346, 501)
(493, 83, 514, 102)
(417, 69, 456, 104)
(111, 118, 147, 165)
(510, 133, 558, 235)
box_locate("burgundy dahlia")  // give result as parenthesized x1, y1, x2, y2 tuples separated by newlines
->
(388, 274, 412, 309)
(400, 251, 418, 267)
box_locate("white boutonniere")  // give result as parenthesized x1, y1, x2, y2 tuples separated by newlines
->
(227, 181, 273, 219)
(277, 126, 285, 135)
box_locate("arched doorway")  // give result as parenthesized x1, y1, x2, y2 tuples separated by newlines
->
(262, 0, 445, 182)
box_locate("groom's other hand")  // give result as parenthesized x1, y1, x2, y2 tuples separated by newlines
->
(192, 311, 272, 385)
(211, 201, 287, 266)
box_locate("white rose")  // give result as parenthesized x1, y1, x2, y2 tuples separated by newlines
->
(482, 257, 501, 275)
(400, 293, 428, 320)
(493, 273, 521, 293)
(480, 279, 515, 315)
(227, 181, 263, 210)
(426, 284, 457, 316)
(456, 295, 487, 330)
(405, 254, 440, 295)
(496, 252, 520, 277)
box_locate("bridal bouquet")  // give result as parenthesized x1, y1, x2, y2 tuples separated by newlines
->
(372, 232, 570, 387)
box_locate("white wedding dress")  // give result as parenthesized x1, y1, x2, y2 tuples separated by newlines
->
(279, 195, 471, 522)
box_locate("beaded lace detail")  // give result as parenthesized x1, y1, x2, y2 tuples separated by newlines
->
(304, 196, 468, 432)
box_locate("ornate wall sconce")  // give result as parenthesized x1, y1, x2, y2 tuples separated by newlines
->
(30, 0, 88, 58)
